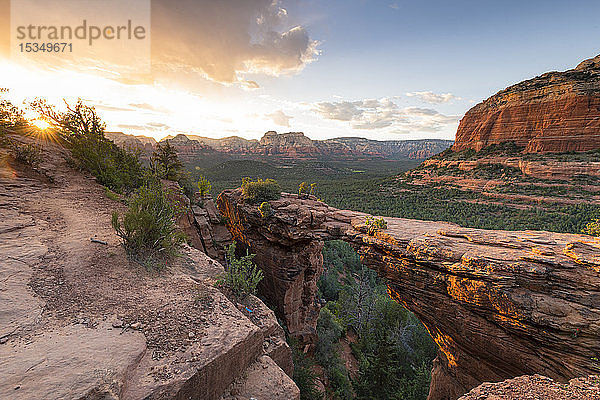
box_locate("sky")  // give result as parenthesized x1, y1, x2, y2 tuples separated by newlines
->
(1, 0, 600, 141)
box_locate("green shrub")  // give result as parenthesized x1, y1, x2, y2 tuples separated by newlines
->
(298, 181, 318, 197)
(177, 171, 196, 200)
(198, 175, 212, 196)
(0, 93, 26, 143)
(104, 187, 121, 202)
(218, 242, 264, 298)
(315, 307, 353, 399)
(583, 219, 600, 236)
(290, 338, 323, 400)
(241, 177, 281, 203)
(299, 181, 310, 196)
(70, 135, 143, 193)
(364, 216, 387, 235)
(10, 142, 42, 168)
(258, 202, 272, 218)
(111, 178, 184, 269)
(34, 98, 144, 193)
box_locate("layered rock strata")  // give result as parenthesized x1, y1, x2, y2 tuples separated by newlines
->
(217, 189, 600, 400)
(453, 54, 600, 153)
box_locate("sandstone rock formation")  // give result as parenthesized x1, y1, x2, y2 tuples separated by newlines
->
(164, 133, 213, 159)
(105, 131, 156, 160)
(458, 374, 600, 400)
(421, 156, 600, 181)
(258, 131, 320, 156)
(188, 131, 453, 160)
(0, 138, 296, 400)
(453, 54, 600, 153)
(165, 180, 233, 263)
(217, 189, 600, 400)
(109, 130, 453, 162)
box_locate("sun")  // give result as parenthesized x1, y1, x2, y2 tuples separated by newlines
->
(31, 119, 51, 130)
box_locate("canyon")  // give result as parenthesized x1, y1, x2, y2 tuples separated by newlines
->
(5, 52, 600, 400)
(453, 54, 600, 153)
(217, 189, 600, 400)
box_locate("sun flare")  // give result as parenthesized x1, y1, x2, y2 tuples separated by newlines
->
(31, 119, 51, 130)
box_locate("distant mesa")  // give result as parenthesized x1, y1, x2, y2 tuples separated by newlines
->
(454, 54, 600, 153)
(106, 130, 454, 162)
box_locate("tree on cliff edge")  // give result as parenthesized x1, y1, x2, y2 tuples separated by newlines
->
(151, 141, 183, 181)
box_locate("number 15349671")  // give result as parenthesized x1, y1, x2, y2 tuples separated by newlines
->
(19, 42, 73, 52)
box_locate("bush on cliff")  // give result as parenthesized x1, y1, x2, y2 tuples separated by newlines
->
(112, 177, 185, 269)
(258, 202, 272, 218)
(365, 216, 387, 235)
(583, 219, 600, 236)
(151, 141, 183, 181)
(1, 92, 27, 145)
(10, 142, 43, 168)
(241, 177, 281, 203)
(218, 242, 264, 298)
(197, 175, 212, 196)
(290, 338, 323, 400)
(33, 98, 144, 193)
(298, 181, 318, 198)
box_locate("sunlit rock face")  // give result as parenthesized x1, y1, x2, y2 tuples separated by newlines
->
(453, 54, 600, 153)
(217, 189, 600, 400)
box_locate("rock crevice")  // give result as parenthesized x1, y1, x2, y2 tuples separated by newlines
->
(217, 189, 600, 400)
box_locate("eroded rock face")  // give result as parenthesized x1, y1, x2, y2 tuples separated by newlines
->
(217, 189, 600, 400)
(454, 54, 600, 153)
(165, 181, 233, 263)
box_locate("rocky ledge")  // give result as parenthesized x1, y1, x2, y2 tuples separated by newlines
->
(453, 54, 600, 153)
(0, 140, 297, 400)
(459, 374, 600, 400)
(217, 189, 600, 400)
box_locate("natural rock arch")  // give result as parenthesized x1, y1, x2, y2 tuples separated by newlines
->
(216, 189, 600, 400)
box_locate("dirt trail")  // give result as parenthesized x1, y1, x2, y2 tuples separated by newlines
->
(1, 139, 216, 353)
(0, 138, 298, 400)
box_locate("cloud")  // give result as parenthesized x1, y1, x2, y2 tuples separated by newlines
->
(265, 110, 293, 127)
(94, 104, 133, 112)
(314, 98, 459, 133)
(314, 98, 398, 129)
(314, 98, 399, 130)
(129, 103, 168, 113)
(406, 91, 459, 104)
(151, 0, 320, 85)
(118, 122, 170, 132)
(389, 2, 401, 10)
(242, 80, 260, 89)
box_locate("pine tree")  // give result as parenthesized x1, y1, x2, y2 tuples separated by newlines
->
(151, 141, 183, 181)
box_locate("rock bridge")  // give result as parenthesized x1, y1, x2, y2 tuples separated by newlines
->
(216, 189, 600, 400)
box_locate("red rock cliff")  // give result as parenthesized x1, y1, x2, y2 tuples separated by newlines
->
(454, 54, 600, 153)
(217, 189, 600, 400)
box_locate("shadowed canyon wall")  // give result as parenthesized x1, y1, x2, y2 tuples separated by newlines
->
(217, 189, 600, 400)
(453, 54, 600, 153)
